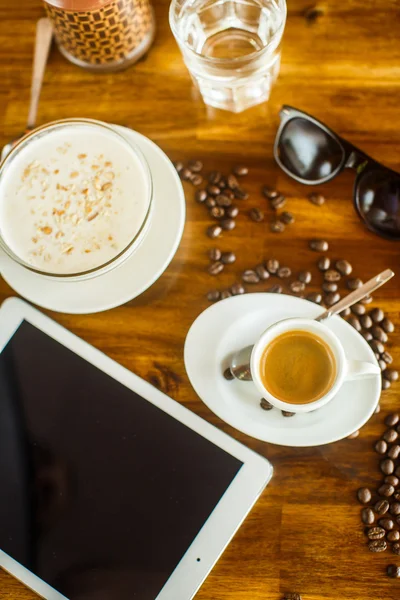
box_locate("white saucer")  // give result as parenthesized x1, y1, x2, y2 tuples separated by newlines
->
(184, 294, 381, 447)
(0, 126, 185, 314)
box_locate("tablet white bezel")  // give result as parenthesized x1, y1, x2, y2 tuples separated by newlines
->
(0, 297, 273, 600)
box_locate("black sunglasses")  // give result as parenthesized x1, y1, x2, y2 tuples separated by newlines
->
(274, 106, 400, 240)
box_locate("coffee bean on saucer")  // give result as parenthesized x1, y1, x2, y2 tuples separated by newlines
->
(223, 367, 234, 380)
(361, 331, 373, 342)
(370, 339, 385, 354)
(233, 165, 248, 177)
(317, 256, 330, 271)
(242, 270, 260, 284)
(340, 307, 351, 317)
(351, 303, 366, 316)
(207, 184, 221, 196)
(383, 369, 399, 382)
(208, 261, 224, 276)
(348, 430, 360, 439)
(336, 259, 352, 276)
(270, 219, 285, 233)
(368, 539, 387, 552)
(208, 247, 222, 261)
(371, 325, 388, 343)
(358, 487, 372, 503)
(191, 174, 203, 186)
(325, 292, 340, 306)
(221, 218, 236, 231)
(207, 225, 222, 238)
(255, 264, 270, 280)
(387, 564, 400, 578)
(375, 499, 390, 515)
(383, 429, 398, 443)
(208, 171, 221, 184)
(360, 314, 373, 329)
(234, 187, 249, 200)
(382, 352, 393, 365)
(173, 160, 184, 173)
(226, 205, 239, 218)
(393, 543, 400, 555)
(390, 503, 400, 516)
(309, 239, 329, 252)
(278, 266, 291, 278)
(290, 281, 306, 294)
(379, 483, 395, 497)
(180, 167, 192, 180)
(207, 289, 220, 302)
(282, 410, 295, 417)
(206, 196, 216, 208)
(367, 526, 386, 540)
(268, 284, 283, 293)
(231, 282, 245, 295)
(220, 290, 232, 299)
(381, 459, 395, 475)
(308, 192, 325, 206)
(227, 174, 239, 190)
(249, 207, 264, 222)
(322, 282, 338, 293)
(388, 444, 400, 459)
(210, 206, 225, 219)
(262, 186, 279, 199)
(195, 189, 208, 203)
(280, 211, 295, 224)
(298, 271, 312, 284)
(307, 292, 322, 304)
(188, 159, 203, 172)
(266, 258, 279, 274)
(260, 398, 273, 411)
(375, 440, 388, 454)
(221, 251, 236, 264)
(362, 508, 375, 524)
(382, 317, 395, 333)
(216, 194, 232, 207)
(347, 278, 363, 290)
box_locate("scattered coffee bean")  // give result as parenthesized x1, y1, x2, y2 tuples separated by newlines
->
(360, 295, 373, 304)
(268, 284, 283, 293)
(370, 339, 385, 355)
(207, 224, 222, 238)
(375, 440, 388, 454)
(348, 430, 360, 439)
(371, 325, 388, 343)
(380, 359, 388, 371)
(173, 160, 184, 173)
(223, 367, 234, 380)
(324, 269, 341, 283)
(195, 189, 208, 203)
(351, 303, 366, 316)
(357, 487, 372, 504)
(375, 403, 381, 414)
(307, 292, 322, 304)
(221, 251, 236, 265)
(361, 331, 373, 342)
(375, 499, 390, 515)
(388, 531, 400, 542)
(216, 194, 232, 207)
(367, 526, 386, 540)
(207, 289, 220, 302)
(278, 266, 291, 278)
(298, 271, 312, 284)
(369, 307, 384, 323)
(208, 261, 224, 276)
(255, 264, 270, 280)
(282, 594, 302, 600)
(379, 483, 395, 497)
(231, 282, 245, 295)
(181, 167, 193, 181)
(191, 174, 203, 186)
(270, 219, 285, 233)
(242, 270, 260, 284)
(249, 207, 264, 222)
(309, 239, 329, 252)
(219, 177, 227, 189)
(290, 281, 306, 294)
(395, 467, 400, 479)
(233, 165, 248, 177)
(382, 317, 395, 333)
(348, 316, 362, 332)
(282, 410, 295, 417)
(206, 196, 216, 208)
(387, 564, 400, 578)
(227, 174, 239, 190)
(383, 429, 399, 443)
(336, 259, 352, 276)
(347, 278, 363, 290)
(340, 307, 351, 317)
(270, 195, 287, 210)
(381, 459, 395, 475)
(325, 292, 341, 306)
(308, 192, 325, 206)
(390, 503, 400, 516)
(368, 539, 387, 552)
(221, 218, 236, 231)
(386, 413, 400, 427)
(207, 184, 221, 196)
(317, 256, 330, 271)
(360, 315, 373, 329)
(280, 211, 295, 224)
(266, 258, 280, 274)
(388, 444, 400, 459)
(262, 186, 279, 199)
(260, 398, 273, 410)
(188, 159, 203, 173)
(385, 476, 399, 487)
(210, 206, 225, 219)
(234, 187, 249, 200)
(220, 290, 232, 299)
(382, 379, 391, 391)
(208, 171, 221, 184)
(208, 248, 221, 261)
(226, 205, 239, 218)
(382, 352, 393, 365)
(384, 369, 399, 382)
(322, 282, 338, 293)
(393, 543, 400, 555)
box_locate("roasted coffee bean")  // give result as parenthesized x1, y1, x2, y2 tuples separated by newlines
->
(234, 187, 249, 200)
(208, 261, 224, 276)
(360, 315, 373, 329)
(223, 204, 237, 219)
(278, 266, 291, 278)
(262, 186, 279, 199)
(388, 444, 400, 459)
(351, 303, 366, 316)
(266, 258, 279, 274)
(231, 282, 245, 295)
(361, 295, 373, 304)
(207, 224, 222, 238)
(371, 325, 388, 343)
(367, 526, 386, 540)
(242, 270, 260, 284)
(385, 477, 399, 488)
(223, 367, 234, 380)
(368, 539, 387, 552)
(221, 251, 236, 265)
(317, 256, 330, 271)
(382, 352, 393, 365)
(370, 339, 385, 354)
(206, 196, 217, 208)
(260, 398, 273, 410)
(309, 238, 329, 252)
(188, 159, 203, 172)
(390, 503, 400, 516)
(282, 410, 295, 417)
(375, 440, 388, 454)
(307, 292, 322, 304)
(336, 259, 352, 276)
(270, 219, 285, 233)
(375, 499, 390, 515)
(357, 487, 372, 504)
(381, 458, 395, 475)
(388, 531, 400, 542)
(387, 564, 400, 577)
(280, 211, 295, 224)
(361, 331, 373, 342)
(382, 317, 395, 333)
(219, 178, 227, 189)
(221, 218, 236, 231)
(384, 378, 395, 389)
(210, 206, 225, 219)
(282, 594, 302, 600)
(347, 278, 363, 290)
(249, 207, 264, 222)
(393, 543, 400, 555)
(384, 369, 399, 382)
(340, 307, 351, 317)
(208, 171, 222, 184)
(322, 282, 338, 293)
(268, 284, 283, 293)
(195, 189, 208, 203)
(325, 292, 340, 306)
(233, 165, 248, 177)
(383, 429, 399, 443)
(255, 264, 270, 280)
(348, 430, 360, 439)
(380, 359, 388, 371)
(386, 413, 400, 427)
(173, 160, 184, 173)
(227, 174, 239, 190)
(379, 483, 395, 497)
(375, 403, 381, 414)
(207, 184, 221, 196)
(191, 174, 203, 186)
(298, 271, 312, 284)
(180, 167, 192, 180)
(290, 281, 306, 294)
(216, 194, 232, 207)
(220, 290, 232, 299)
(308, 192, 325, 206)
(395, 466, 400, 479)
(207, 289, 220, 302)
(270, 195, 286, 210)
(208, 248, 222, 261)
(370, 307, 384, 323)
(224, 188, 234, 199)
(348, 316, 362, 331)
(324, 269, 341, 283)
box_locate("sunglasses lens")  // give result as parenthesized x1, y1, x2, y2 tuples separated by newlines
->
(277, 117, 344, 181)
(356, 169, 400, 239)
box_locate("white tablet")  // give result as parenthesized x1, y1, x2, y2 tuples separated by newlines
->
(0, 297, 272, 600)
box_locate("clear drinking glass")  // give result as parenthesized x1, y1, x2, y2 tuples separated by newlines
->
(169, 0, 287, 113)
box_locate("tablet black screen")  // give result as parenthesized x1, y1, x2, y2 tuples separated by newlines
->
(0, 321, 242, 600)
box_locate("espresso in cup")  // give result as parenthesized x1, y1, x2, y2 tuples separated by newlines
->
(259, 329, 337, 404)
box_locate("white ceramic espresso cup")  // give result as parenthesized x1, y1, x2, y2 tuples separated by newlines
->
(250, 317, 380, 414)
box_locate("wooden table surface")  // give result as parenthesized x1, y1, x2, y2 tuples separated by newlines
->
(1, 0, 400, 599)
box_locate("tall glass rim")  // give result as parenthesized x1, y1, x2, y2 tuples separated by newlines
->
(169, 0, 287, 66)
(0, 118, 153, 280)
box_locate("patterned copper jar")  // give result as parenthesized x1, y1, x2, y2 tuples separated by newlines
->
(44, 0, 155, 72)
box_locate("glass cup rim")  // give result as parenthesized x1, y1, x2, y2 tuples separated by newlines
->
(169, 0, 287, 66)
(0, 118, 153, 280)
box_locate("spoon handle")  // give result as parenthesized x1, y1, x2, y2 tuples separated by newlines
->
(26, 18, 53, 130)
(316, 269, 395, 322)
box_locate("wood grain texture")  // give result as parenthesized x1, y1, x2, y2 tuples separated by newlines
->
(0, 0, 400, 598)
